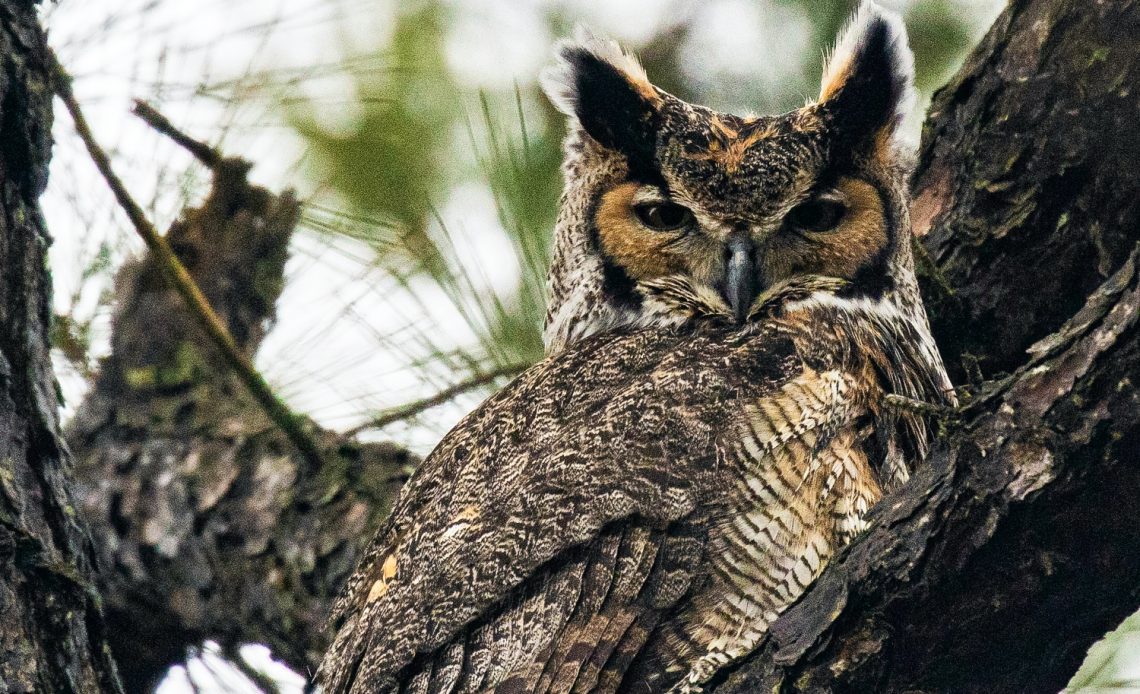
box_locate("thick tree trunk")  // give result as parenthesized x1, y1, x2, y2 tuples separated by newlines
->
(0, 2, 123, 691)
(716, 0, 1140, 691)
(66, 155, 413, 691)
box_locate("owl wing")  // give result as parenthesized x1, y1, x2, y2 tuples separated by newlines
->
(317, 322, 874, 693)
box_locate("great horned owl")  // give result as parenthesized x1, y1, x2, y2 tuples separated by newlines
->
(317, 4, 953, 692)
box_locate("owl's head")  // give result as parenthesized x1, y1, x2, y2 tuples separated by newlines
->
(541, 2, 921, 354)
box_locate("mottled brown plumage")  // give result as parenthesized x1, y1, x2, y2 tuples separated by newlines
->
(318, 4, 953, 692)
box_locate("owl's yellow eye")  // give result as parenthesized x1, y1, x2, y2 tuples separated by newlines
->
(633, 202, 693, 231)
(786, 195, 847, 233)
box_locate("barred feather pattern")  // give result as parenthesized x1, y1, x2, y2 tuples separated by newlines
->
(316, 281, 951, 694)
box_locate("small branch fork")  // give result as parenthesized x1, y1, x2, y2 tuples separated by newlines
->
(48, 51, 325, 469)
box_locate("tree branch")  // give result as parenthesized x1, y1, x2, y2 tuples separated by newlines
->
(718, 245, 1140, 693)
(0, 2, 123, 689)
(131, 100, 222, 169)
(60, 77, 415, 690)
(347, 362, 530, 436)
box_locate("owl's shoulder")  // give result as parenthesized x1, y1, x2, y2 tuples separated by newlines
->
(319, 314, 869, 691)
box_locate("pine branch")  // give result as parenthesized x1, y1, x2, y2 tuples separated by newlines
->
(347, 362, 530, 435)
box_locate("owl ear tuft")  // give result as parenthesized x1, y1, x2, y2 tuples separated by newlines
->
(541, 28, 662, 162)
(818, 2, 915, 151)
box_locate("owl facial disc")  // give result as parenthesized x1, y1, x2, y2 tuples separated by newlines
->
(541, 1, 919, 353)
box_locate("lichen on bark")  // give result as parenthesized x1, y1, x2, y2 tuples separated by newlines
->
(67, 149, 413, 690)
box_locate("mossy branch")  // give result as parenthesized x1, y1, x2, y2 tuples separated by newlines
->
(49, 51, 325, 469)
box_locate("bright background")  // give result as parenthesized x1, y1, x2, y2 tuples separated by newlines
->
(39, 0, 1139, 691)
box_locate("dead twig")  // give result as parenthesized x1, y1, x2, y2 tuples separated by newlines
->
(131, 100, 221, 168)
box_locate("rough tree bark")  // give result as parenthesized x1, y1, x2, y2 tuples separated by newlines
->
(50, 0, 1140, 692)
(66, 150, 413, 691)
(0, 1, 123, 691)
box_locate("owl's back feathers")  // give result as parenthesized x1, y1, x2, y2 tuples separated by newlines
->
(318, 293, 938, 693)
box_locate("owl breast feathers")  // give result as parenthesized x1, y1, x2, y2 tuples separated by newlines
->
(317, 2, 954, 692)
(318, 283, 950, 693)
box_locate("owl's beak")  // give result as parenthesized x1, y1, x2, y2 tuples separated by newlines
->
(724, 235, 759, 323)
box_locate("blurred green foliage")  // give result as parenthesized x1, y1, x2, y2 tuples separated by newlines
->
(295, 3, 457, 279)
(907, 0, 976, 91)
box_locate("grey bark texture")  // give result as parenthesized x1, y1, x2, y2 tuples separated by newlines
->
(0, 1, 123, 691)
(65, 157, 414, 692)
